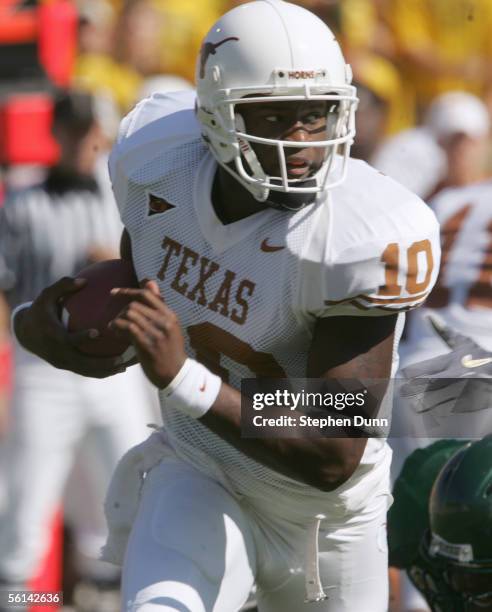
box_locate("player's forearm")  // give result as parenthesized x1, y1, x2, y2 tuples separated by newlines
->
(200, 382, 365, 491)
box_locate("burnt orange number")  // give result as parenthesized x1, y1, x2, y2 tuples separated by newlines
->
(378, 240, 433, 297)
(187, 322, 286, 382)
(379, 243, 402, 296)
(406, 240, 434, 294)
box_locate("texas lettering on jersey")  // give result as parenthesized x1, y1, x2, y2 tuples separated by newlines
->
(157, 235, 256, 326)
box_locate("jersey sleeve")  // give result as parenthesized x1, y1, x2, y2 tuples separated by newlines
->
(108, 90, 198, 219)
(297, 169, 441, 317)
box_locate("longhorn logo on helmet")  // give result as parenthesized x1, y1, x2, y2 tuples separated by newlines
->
(199, 37, 240, 79)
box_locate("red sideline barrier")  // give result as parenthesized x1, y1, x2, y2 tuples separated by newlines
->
(38, 1, 77, 88)
(0, 1, 37, 45)
(28, 510, 63, 612)
(0, 94, 59, 165)
(0, 341, 11, 395)
(0, 1, 77, 85)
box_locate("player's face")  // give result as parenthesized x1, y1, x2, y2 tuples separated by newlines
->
(239, 99, 336, 180)
(448, 569, 492, 611)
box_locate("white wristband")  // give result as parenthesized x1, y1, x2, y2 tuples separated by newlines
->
(162, 358, 222, 419)
(10, 301, 33, 339)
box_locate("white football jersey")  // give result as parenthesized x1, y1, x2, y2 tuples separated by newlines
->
(404, 179, 492, 360)
(110, 91, 440, 515)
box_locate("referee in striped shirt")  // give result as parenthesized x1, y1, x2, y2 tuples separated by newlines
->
(0, 91, 152, 602)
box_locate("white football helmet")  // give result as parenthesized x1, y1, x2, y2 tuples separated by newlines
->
(195, 0, 358, 208)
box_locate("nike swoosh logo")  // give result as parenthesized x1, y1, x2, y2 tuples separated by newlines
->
(461, 354, 492, 368)
(261, 238, 285, 253)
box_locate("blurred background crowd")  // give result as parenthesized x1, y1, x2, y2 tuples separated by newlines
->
(1, 1, 492, 611)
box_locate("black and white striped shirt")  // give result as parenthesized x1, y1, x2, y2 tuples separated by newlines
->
(0, 159, 123, 308)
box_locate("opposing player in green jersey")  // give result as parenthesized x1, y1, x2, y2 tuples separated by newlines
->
(389, 436, 492, 612)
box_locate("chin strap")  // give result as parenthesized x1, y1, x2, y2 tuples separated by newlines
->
(265, 179, 318, 211)
(235, 114, 269, 201)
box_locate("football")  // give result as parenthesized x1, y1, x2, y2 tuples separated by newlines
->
(61, 259, 139, 361)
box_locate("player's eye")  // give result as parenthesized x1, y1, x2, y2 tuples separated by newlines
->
(303, 111, 324, 124)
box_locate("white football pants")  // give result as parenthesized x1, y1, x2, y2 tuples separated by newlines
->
(0, 345, 155, 582)
(122, 457, 391, 612)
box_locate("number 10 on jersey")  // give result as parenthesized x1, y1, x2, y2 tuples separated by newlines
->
(378, 240, 434, 298)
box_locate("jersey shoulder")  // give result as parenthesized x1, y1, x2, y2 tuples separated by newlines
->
(299, 159, 441, 317)
(111, 90, 199, 159)
(332, 158, 439, 249)
(109, 91, 205, 217)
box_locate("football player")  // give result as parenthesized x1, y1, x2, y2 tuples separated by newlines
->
(401, 173, 492, 365)
(390, 164, 492, 488)
(11, 1, 440, 610)
(388, 436, 492, 612)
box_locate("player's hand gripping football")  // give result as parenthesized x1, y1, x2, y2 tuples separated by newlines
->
(109, 280, 187, 388)
(14, 277, 127, 378)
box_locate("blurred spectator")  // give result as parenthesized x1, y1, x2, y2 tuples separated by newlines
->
(350, 55, 407, 163)
(340, 0, 395, 62)
(76, 0, 204, 114)
(0, 91, 155, 603)
(387, 0, 492, 117)
(351, 82, 389, 163)
(425, 91, 491, 197)
(139, 0, 225, 84)
(75, 0, 142, 114)
(77, 0, 115, 57)
(372, 91, 490, 200)
(113, 0, 163, 77)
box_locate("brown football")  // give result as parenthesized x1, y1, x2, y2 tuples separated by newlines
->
(61, 259, 139, 361)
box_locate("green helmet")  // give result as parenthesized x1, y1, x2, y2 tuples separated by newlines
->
(429, 435, 492, 568)
(388, 439, 467, 568)
(417, 435, 492, 611)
